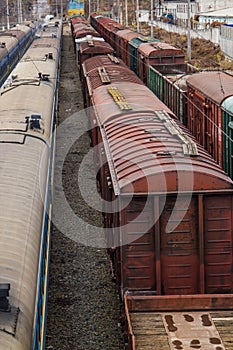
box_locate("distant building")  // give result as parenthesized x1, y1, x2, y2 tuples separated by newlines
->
(160, 0, 233, 27)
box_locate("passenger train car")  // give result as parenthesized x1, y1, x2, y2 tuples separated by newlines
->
(79, 26, 233, 350)
(0, 23, 36, 86)
(0, 18, 62, 350)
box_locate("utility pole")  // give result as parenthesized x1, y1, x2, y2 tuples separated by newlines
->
(6, 0, 10, 29)
(61, 0, 63, 19)
(56, 0, 58, 17)
(125, 0, 128, 26)
(187, 0, 191, 60)
(17, 0, 23, 23)
(150, 0, 153, 38)
(136, 0, 139, 32)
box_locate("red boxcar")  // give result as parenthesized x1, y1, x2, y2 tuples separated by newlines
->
(138, 41, 186, 85)
(82, 57, 144, 147)
(90, 81, 233, 299)
(186, 71, 233, 168)
(82, 55, 143, 107)
(90, 14, 126, 50)
(78, 40, 114, 67)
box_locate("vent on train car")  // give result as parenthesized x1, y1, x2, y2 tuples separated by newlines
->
(0, 283, 10, 312)
(25, 114, 41, 130)
(107, 86, 132, 110)
(1, 42, 6, 48)
(45, 52, 53, 60)
(87, 39, 94, 47)
(107, 54, 119, 64)
(38, 72, 50, 81)
(98, 67, 111, 84)
(155, 110, 199, 156)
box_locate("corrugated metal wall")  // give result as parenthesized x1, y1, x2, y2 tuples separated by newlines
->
(220, 24, 233, 59)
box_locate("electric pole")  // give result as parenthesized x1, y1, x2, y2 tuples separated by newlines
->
(151, 0, 153, 38)
(6, 0, 10, 29)
(187, 0, 191, 60)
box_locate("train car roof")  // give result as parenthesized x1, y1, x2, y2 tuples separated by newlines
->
(116, 28, 140, 41)
(92, 82, 176, 125)
(0, 37, 18, 60)
(79, 40, 114, 55)
(0, 37, 60, 143)
(83, 60, 143, 93)
(100, 110, 233, 195)
(0, 24, 60, 348)
(138, 41, 184, 57)
(82, 54, 126, 73)
(95, 16, 126, 32)
(186, 71, 233, 105)
(73, 27, 100, 39)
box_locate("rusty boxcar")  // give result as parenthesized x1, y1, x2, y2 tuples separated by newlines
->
(91, 83, 233, 297)
(91, 84, 233, 350)
(78, 40, 114, 67)
(82, 57, 144, 147)
(186, 71, 233, 177)
(138, 41, 186, 85)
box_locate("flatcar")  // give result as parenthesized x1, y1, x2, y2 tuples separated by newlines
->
(0, 18, 62, 350)
(0, 23, 36, 86)
(186, 71, 233, 178)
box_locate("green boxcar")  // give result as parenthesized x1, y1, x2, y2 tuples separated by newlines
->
(148, 65, 188, 124)
(222, 96, 233, 178)
(129, 37, 156, 75)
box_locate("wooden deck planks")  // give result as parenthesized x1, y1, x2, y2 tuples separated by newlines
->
(130, 311, 233, 350)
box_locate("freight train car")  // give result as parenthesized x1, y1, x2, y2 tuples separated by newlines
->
(96, 86, 233, 349)
(82, 15, 233, 350)
(90, 14, 126, 51)
(70, 15, 103, 61)
(80, 49, 233, 346)
(0, 23, 36, 86)
(0, 18, 62, 350)
(124, 294, 233, 349)
(70, 16, 116, 71)
(138, 41, 186, 85)
(82, 54, 144, 145)
(186, 71, 233, 178)
(78, 40, 114, 68)
(90, 13, 188, 85)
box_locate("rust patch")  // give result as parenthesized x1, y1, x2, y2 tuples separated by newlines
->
(184, 314, 194, 322)
(210, 337, 221, 344)
(165, 315, 178, 332)
(172, 339, 183, 349)
(162, 312, 226, 350)
(190, 339, 201, 348)
(201, 314, 212, 327)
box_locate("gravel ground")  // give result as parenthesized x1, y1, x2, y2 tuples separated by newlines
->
(46, 24, 125, 350)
